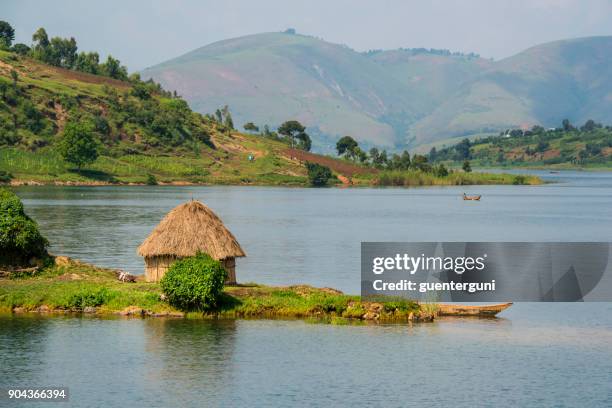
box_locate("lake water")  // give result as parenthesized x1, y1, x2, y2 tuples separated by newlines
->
(10, 170, 612, 293)
(2, 170, 612, 407)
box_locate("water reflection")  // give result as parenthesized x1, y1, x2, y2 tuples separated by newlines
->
(0, 315, 611, 407)
(142, 318, 237, 405)
(0, 315, 50, 386)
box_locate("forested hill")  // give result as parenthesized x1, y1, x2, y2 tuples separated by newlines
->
(430, 120, 612, 168)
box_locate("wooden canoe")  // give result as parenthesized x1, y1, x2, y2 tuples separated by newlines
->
(463, 193, 481, 201)
(437, 302, 512, 317)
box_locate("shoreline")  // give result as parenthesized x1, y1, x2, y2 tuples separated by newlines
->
(0, 257, 510, 323)
(2, 171, 544, 188)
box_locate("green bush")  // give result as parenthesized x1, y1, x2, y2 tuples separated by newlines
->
(342, 302, 366, 319)
(0, 170, 12, 183)
(145, 173, 157, 185)
(306, 162, 332, 186)
(0, 188, 48, 265)
(382, 299, 419, 313)
(65, 287, 115, 309)
(160, 253, 227, 310)
(57, 121, 99, 170)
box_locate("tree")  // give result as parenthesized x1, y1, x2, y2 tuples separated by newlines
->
(399, 150, 411, 170)
(462, 160, 472, 173)
(11, 43, 30, 55)
(57, 121, 99, 170)
(20, 100, 45, 133)
(379, 150, 388, 167)
(411, 154, 431, 172)
(10, 70, 18, 88)
(100, 55, 127, 80)
(31, 27, 51, 63)
(243, 122, 259, 133)
(32, 27, 49, 48)
(214, 109, 223, 123)
(262, 124, 275, 138)
(49, 36, 78, 68)
(295, 132, 312, 151)
(355, 147, 368, 163)
(336, 135, 358, 158)
(535, 139, 549, 153)
(306, 162, 332, 186)
(455, 138, 471, 160)
(0, 78, 8, 100)
(581, 119, 601, 132)
(221, 105, 234, 130)
(389, 153, 401, 170)
(130, 82, 151, 100)
(74, 51, 99, 74)
(278, 120, 306, 148)
(0, 189, 48, 266)
(429, 147, 437, 162)
(369, 148, 380, 167)
(562, 119, 574, 132)
(434, 163, 448, 177)
(224, 112, 234, 130)
(0, 21, 15, 49)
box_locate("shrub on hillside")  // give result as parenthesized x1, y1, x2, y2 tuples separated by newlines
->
(57, 121, 99, 170)
(0, 188, 48, 265)
(145, 174, 158, 185)
(306, 162, 332, 186)
(0, 171, 13, 183)
(160, 253, 227, 310)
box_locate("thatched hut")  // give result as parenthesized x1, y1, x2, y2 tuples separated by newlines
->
(137, 200, 245, 284)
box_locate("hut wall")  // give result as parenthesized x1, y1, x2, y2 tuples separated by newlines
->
(144, 255, 176, 282)
(222, 257, 236, 285)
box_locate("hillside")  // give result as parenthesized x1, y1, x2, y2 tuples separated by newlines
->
(365, 49, 491, 114)
(141, 32, 420, 152)
(0, 47, 542, 186)
(143, 32, 612, 151)
(410, 37, 612, 146)
(0, 49, 314, 185)
(431, 121, 612, 169)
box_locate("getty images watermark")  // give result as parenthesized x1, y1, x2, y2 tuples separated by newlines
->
(361, 242, 612, 302)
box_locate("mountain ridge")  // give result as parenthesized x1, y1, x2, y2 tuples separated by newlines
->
(142, 32, 612, 152)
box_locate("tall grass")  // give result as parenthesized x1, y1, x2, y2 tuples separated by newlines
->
(0, 148, 67, 176)
(375, 170, 540, 186)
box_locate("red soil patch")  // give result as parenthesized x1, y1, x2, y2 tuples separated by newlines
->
(48, 65, 130, 88)
(337, 174, 352, 185)
(542, 149, 560, 160)
(283, 148, 375, 177)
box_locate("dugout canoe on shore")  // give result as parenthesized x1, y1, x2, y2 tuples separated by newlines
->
(437, 302, 513, 317)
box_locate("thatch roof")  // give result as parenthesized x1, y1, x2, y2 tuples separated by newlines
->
(138, 200, 246, 260)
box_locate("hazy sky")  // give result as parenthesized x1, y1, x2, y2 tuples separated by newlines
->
(4, 0, 612, 71)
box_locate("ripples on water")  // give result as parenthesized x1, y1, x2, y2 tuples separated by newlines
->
(1, 308, 611, 408)
(2, 171, 612, 406)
